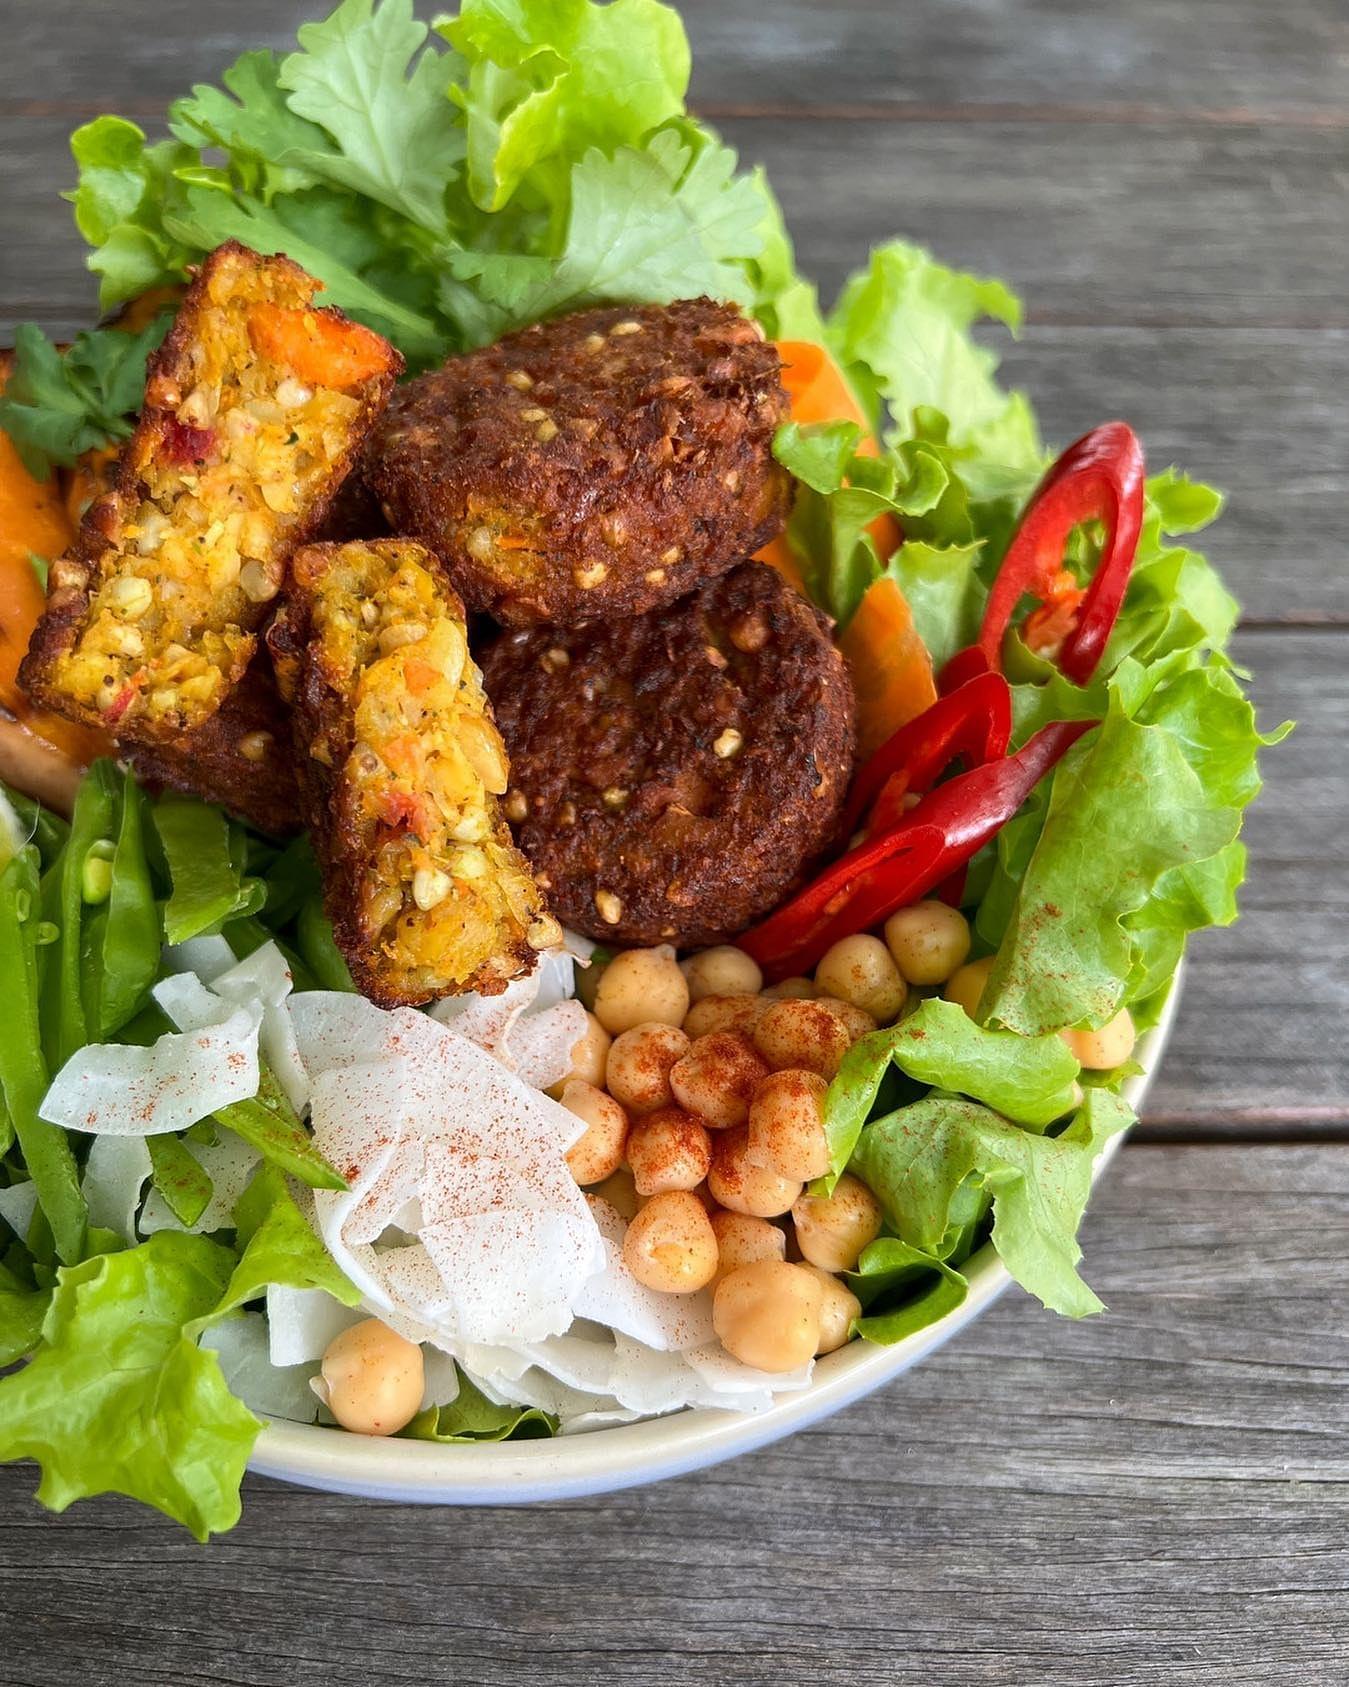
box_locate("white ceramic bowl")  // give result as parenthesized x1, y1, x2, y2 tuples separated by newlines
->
(251, 979, 1180, 1504)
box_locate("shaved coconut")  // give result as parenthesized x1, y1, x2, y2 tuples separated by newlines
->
(82, 1136, 152, 1241)
(429, 947, 587, 1089)
(140, 1130, 260, 1235)
(41, 992, 262, 1136)
(0, 1180, 37, 1240)
(210, 943, 308, 1114)
(266, 1285, 362, 1368)
(162, 935, 236, 981)
(300, 1009, 605, 1350)
(420, 1346, 462, 1412)
(202, 1313, 320, 1422)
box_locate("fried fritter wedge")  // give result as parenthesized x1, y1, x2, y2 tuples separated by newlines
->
(273, 539, 558, 1006)
(20, 241, 402, 746)
(122, 647, 300, 837)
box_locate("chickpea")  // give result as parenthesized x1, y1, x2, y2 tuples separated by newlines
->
(791, 1174, 884, 1273)
(605, 1022, 690, 1115)
(621, 1189, 719, 1294)
(594, 944, 690, 1034)
(814, 934, 908, 1024)
(761, 976, 818, 1000)
(819, 996, 878, 1043)
(884, 899, 972, 986)
(707, 1126, 802, 1218)
(752, 998, 851, 1079)
(943, 954, 996, 1021)
(626, 1107, 713, 1195)
(798, 1264, 862, 1355)
(712, 1260, 824, 1372)
(747, 1068, 831, 1182)
(548, 1009, 611, 1095)
(320, 1318, 425, 1436)
(670, 1031, 770, 1129)
(709, 1210, 787, 1280)
(683, 992, 768, 1040)
(1062, 1007, 1136, 1071)
(681, 945, 764, 1002)
(560, 1079, 629, 1185)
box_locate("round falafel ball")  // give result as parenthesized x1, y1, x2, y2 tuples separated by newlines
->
(479, 562, 856, 947)
(367, 299, 791, 627)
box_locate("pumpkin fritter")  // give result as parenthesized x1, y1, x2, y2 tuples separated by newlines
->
(273, 538, 558, 1007)
(19, 241, 401, 745)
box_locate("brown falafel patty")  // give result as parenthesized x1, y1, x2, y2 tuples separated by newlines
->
(274, 538, 558, 1007)
(367, 299, 791, 627)
(480, 562, 856, 947)
(121, 646, 300, 837)
(20, 241, 402, 746)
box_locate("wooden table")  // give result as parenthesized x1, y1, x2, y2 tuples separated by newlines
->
(2, 4, 1346, 1681)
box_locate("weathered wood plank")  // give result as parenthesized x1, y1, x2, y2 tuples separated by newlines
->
(8, 114, 1345, 334)
(3, 1143, 1345, 1685)
(1, 0, 1344, 119)
(1139, 629, 1348, 1126)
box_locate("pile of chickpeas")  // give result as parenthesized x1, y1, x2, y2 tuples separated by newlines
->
(318, 901, 1140, 1431)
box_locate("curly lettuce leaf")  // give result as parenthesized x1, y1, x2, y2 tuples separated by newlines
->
(851, 1089, 1133, 1318)
(443, 0, 688, 212)
(825, 997, 1082, 1181)
(404, 1370, 555, 1443)
(0, 1233, 261, 1540)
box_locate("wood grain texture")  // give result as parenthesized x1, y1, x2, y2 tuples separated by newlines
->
(2, 1145, 1346, 1686)
(0, 0, 1346, 1676)
(0, 0, 1344, 118)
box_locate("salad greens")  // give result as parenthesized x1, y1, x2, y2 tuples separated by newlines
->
(0, 0, 1283, 1539)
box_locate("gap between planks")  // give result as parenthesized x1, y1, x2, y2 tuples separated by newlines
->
(4, 97, 1349, 128)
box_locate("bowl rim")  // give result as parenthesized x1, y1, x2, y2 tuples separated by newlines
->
(249, 975, 1180, 1504)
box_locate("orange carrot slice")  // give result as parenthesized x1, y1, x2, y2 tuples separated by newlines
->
(838, 574, 938, 760)
(247, 303, 393, 390)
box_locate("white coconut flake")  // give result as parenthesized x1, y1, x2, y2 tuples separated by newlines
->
(40, 992, 262, 1136)
(210, 943, 308, 1114)
(299, 1007, 605, 1352)
(81, 1136, 152, 1241)
(139, 1130, 260, 1235)
(266, 1285, 363, 1368)
(202, 1313, 320, 1422)
(0, 1180, 37, 1240)
(162, 934, 236, 981)
(429, 950, 587, 1089)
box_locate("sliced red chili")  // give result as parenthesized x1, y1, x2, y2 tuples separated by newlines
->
(940, 421, 1146, 691)
(740, 719, 1093, 980)
(841, 670, 1013, 839)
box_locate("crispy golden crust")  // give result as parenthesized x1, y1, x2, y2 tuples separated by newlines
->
(367, 299, 791, 627)
(276, 538, 557, 1007)
(121, 646, 300, 837)
(480, 562, 856, 947)
(20, 240, 402, 747)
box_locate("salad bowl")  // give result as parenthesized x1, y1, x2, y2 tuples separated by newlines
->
(249, 977, 1181, 1504)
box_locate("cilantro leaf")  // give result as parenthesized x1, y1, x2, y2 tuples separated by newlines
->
(0, 317, 167, 480)
(279, 0, 464, 230)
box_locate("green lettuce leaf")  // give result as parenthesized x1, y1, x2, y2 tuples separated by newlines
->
(827, 240, 1043, 494)
(851, 1088, 1133, 1317)
(443, 0, 688, 212)
(825, 997, 1081, 1179)
(153, 793, 263, 944)
(206, 1164, 359, 1323)
(404, 1370, 555, 1442)
(0, 1232, 260, 1540)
